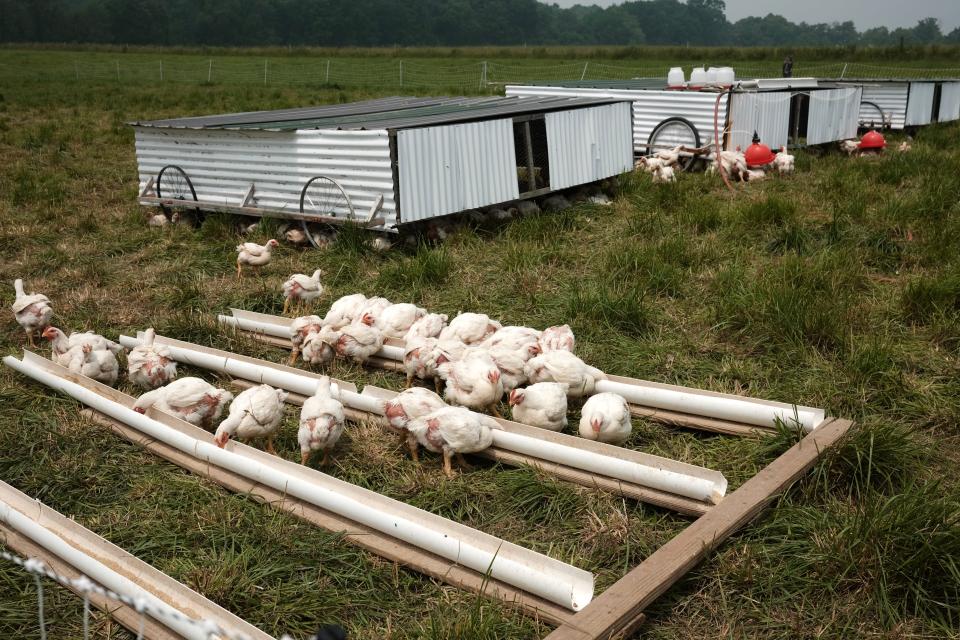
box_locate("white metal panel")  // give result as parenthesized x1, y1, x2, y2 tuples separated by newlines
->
(397, 119, 518, 223)
(753, 77, 820, 90)
(806, 87, 863, 145)
(134, 127, 395, 222)
(545, 102, 634, 190)
(507, 85, 729, 154)
(939, 82, 960, 122)
(727, 92, 791, 151)
(906, 82, 936, 126)
(857, 82, 909, 129)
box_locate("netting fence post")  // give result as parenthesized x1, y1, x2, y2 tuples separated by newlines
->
(159, 59, 163, 82)
(581, 61, 588, 80)
(264, 59, 268, 85)
(208, 59, 212, 83)
(399, 60, 403, 88)
(325, 59, 330, 83)
(116, 60, 120, 82)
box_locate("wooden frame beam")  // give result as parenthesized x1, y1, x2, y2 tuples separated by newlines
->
(138, 196, 385, 228)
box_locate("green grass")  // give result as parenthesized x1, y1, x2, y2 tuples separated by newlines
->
(1, 48, 960, 639)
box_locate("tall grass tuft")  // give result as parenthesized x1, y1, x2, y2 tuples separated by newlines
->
(901, 271, 960, 324)
(566, 284, 652, 337)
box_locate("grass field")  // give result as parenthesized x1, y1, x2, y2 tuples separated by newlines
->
(1, 48, 960, 639)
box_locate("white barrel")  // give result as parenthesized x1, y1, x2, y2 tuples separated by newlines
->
(706, 67, 719, 84)
(716, 66, 736, 85)
(667, 67, 685, 88)
(689, 66, 707, 88)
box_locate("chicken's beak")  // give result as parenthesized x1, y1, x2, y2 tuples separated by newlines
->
(41, 328, 55, 340)
(362, 313, 375, 326)
(590, 417, 602, 434)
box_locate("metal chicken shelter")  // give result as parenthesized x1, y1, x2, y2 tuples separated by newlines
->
(505, 78, 862, 156)
(130, 96, 634, 230)
(836, 79, 960, 129)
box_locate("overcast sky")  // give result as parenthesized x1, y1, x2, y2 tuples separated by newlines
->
(543, 0, 960, 31)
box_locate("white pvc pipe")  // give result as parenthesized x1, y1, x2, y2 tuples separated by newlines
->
(121, 335, 724, 503)
(221, 311, 823, 431)
(0, 500, 209, 640)
(5, 355, 593, 611)
(595, 379, 824, 433)
(218, 315, 405, 362)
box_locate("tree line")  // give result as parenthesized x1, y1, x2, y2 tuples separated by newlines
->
(1, 0, 958, 48)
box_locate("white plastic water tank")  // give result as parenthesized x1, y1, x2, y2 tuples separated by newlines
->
(667, 67, 685, 88)
(689, 67, 707, 88)
(706, 67, 719, 84)
(716, 66, 735, 85)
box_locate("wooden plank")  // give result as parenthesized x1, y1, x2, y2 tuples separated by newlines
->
(79, 409, 574, 627)
(230, 380, 712, 517)
(138, 196, 385, 228)
(543, 417, 854, 640)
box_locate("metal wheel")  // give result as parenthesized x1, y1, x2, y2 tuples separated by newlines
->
(859, 101, 887, 129)
(300, 176, 355, 221)
(646, 117, 701, 171)
(156, 165, 199, 215)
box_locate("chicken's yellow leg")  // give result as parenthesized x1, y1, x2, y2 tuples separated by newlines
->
(442, 449, 454, 478)
(300, 450, 310, 465)
(265, 436, 277, 456)
(406, 433, 420, 462)
(283, 297, 290, 315)
(287, 349, 300, 366)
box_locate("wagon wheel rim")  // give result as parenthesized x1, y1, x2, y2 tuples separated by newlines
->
(156, 165, 199, 215)
(300, 176, 355, 221)
(647, 117, 700, 171)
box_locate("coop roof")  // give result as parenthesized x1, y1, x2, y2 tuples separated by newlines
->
(130, 95, 624, 132)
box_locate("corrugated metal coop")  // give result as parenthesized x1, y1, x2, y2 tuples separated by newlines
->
(836, 79, 960, 129)
(506, 78, 863, 154)
(131, 96, 634, 230)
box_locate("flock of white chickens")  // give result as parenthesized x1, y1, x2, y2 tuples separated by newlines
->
(11, 273, 636, 478)
(636, 144, 795, 183)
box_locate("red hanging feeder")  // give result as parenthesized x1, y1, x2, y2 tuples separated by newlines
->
(744, 131, 775, 168)
(859, 129, 886, 151)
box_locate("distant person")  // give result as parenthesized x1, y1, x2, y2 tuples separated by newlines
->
(782, 55, 794, 78)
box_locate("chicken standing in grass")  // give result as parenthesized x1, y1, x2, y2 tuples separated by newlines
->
(127, 328, 177, 390)
(403, 337, 451, 391)
(482, 335, 542, 392)
(298, 377, 345, 466)
(235, 239, 279, 278)
(539, 324, 575, 353)
(438, 349, 504, 415)
(322, 321, 383, 364)
(300, 330, 336, 366)
(322, 293, 368, 330)
(439, 312, 501, 345)
(406, 406, 500, 477)
(288, 315, 324, 365)
(42, 327, 123, 365)
(578, 392, 632, 445)
(773, 146, 795, 175)
(134, 377, 233, 428)
(524, 350, 607, 397)
(11, 279, 53, 348)
(403, 313, 448, 341)
(214, 384, 288, 453)
(377, 303, 427, 339)
(508, 382, 568, 431)
(356, 296, 392, 327)
(282, 269, 324, 315)
(63, 344, 120, 386)
(383, 387, 448, 457)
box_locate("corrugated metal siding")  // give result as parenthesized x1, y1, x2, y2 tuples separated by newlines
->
(906, 82, 936, 126)
(397, 119, 518, 223)
(858, 83, 909, 129)
(939, 82, 960, 122)
(134, 127, 395, 221)
(727, 92, 791, 151)
(807, 87, 863, 145)
(545, 102, 634, 190)
(507, 84, 729, 154)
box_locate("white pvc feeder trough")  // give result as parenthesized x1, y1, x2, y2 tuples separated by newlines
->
(5, 351, 595, 612)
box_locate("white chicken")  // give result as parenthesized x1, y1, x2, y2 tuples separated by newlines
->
(288, 315, 324, 365)
(403, 337, 452, 391)
(41, 327, 123, 364)
(126, 327, 177, 390)
(403, 313, 448, 341)
(377, 303, 427, 339)
(483, 339, 541, 392)
(300, 330, 336, 366)
(652, 165, 676, 184)
(406, 406, 500, 477)
(63, 344, 119, 386)
(438, 349, 504, 415)
(213, 384, 288, 453)
(298, 377, 345, 466)
(356, 296, 392, 327)
(654, 145, 683, 166)
(133, 377, 233, 428)
(524, 350, 607, 398)
(508, 383, 568, 431)
(578, 393, 632, 445)
(282, 269, 324, 315)
(439, 312, 501, 345)
(383, 387, 448, 457)
(481, 325, 541, 351)
(236, 239, 279, 278)
(636, 156, 666, 174)
(744, 169, 766, 182)
(773, 146, 795, 174)
(538, 325, 575, 353)
(898, 139, 912, 153)
(839, 139, 860, 156)
(321, 293, 368, 330)
(707, 149, 748, 180)
(323, 321, 383, 364)
(11, 278, 53, 347)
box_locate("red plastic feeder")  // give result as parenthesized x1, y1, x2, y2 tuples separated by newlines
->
(859, 130, 886, 151)
(744, 131, 775, 168)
